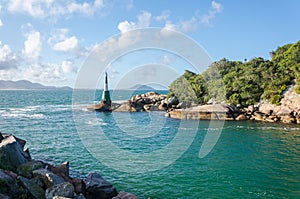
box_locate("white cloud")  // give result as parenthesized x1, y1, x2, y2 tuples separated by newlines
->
(22, 62, 65, 83)
(106, 64, 119, 79)
(163, 17, 198, 33)
(8, 0, 46, 18)
(7, 0, 105, 18)
(0, 41, 18, 70)
(53, 36, 78, 52)
(0, 61, 69, 84)
(201, 0, 223, 25)
(155, 10, 171, 22)
(118, 11, 151, 33)
(48, 29, 89, 57)
(23, 30, 42, 59)
(67, 0, 104, 15)
(0, 19, 3, 27)
(137, 11, 151, 27)
(212, 0, 223, 13)
(0, 42, 11, 61)
(61, 60, 77, 73)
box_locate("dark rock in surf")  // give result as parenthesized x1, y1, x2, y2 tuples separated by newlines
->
(32, 168, 65, 189)
(45, 182, 75, 199)
(18, 175, 45, 199)
(0, 134, 30, 171)
(112, 191, 138, 199)
(85, 172, 117, 199)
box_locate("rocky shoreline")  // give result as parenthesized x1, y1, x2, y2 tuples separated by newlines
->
(88, 86, 300, 124)
(0, 132, 137, 199)
(166, 84, 300, 124)
(165, 84, 300, 124)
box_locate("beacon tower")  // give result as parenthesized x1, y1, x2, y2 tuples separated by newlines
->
(101, 72, 111, 106)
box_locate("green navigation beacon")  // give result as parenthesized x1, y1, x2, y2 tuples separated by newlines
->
(101, 72, 111, 106)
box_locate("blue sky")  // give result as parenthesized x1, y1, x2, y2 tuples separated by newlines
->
(0, 0, 299, 88)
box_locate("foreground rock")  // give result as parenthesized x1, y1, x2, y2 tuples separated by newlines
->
(0, 134, 30, 171)
(112, 191, 138, 199)
(0, 132, 137, 199)
(87, 102, 111, 112)
(85, 173, 117, 199)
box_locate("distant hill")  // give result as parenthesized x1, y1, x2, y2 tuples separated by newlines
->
(129, 84, 154, 90)
(0, 80, 72, 90)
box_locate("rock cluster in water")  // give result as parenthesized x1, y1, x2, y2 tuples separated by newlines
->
(88, 92, 181, 112)
(88, 87, 300, 124)
(166, 102, 300, 124)
(0, 132, 137, 199)
(112, 92, 172, 112)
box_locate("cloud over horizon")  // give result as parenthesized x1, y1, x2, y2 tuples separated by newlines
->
(7, 0, 105, 19)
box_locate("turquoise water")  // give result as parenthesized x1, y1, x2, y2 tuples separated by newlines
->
(0, 90, 299, 198)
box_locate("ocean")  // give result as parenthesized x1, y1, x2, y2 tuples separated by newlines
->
(0, 90, 299, 198)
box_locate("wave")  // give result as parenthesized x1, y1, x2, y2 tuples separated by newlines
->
(84, 118, 108, 126)
(1, 112, 45, 119)
(233, 124, 300, 131)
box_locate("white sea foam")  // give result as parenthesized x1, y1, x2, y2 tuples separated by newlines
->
(85, 118, 108, 126)
(1, 112, 45, 119)
(0, 106, 46, 119)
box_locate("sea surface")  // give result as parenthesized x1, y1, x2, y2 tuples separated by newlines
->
(0, 90, 299, 198)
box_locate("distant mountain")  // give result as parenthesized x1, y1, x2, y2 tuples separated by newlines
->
(0, 80, 72, 90)
(129, 84, 154, 90)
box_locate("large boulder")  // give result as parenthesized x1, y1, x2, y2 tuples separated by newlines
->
(45, 182, 75, 199)
(280, 115, 296, 124)
(87, 102, 111, 112)
(32, 168, 65, 189)
(0, 134, 30, 171)
(167, 104, 234, 120)
(280, 84, 300, 112)
(85, 173, 117, 199)
(0, 169, 18, 196)
(235, 114, 247, 121)
(167, 95, 179, 108)
(50, 162, 69, 177)
(112, 191, 138, 199)
(17, 160, 44, 178)
(112, 92, 167, 113)
(112, 102, 133, 112)
(276, 106, 293, 116)
(74, 194, 86, 199)
(18, 176, 45, 199)
(258, 103, 277, 115)
(72, 178, 86, 194)
(0, 193, 10, 199)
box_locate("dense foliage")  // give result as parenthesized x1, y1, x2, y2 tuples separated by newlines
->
(168, 40, 300, 106)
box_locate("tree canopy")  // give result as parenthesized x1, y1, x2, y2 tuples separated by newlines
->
(168, 40, 300, 107)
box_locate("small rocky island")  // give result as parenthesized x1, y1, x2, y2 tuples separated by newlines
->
(0, 132, 137, 199)
(87, 72, 300, 124)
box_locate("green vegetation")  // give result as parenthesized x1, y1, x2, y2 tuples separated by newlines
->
(168, 40, 300, 106)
